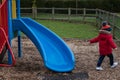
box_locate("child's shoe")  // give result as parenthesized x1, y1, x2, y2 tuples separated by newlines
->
(111, 62, 118, 68)
(96, 67, 103, 71)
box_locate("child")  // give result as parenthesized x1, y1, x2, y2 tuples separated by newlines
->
(89, 21, 118, 71)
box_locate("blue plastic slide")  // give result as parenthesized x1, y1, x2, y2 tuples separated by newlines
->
(12, 18, 75, 72)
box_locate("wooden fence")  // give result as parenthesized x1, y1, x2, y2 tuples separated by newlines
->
(96, 9, 120, 40)
(21, 8, 97, 23)
(20, 8, 120, 40)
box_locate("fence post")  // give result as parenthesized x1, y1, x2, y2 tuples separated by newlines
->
(98, 9, 102, 28)
(112, 14, 115, 26)
(106, 11, 109, 21)
(83, 8, 86, 21)
(52, 7, 55, 20)
(32, 7, 37, 19)
(97, 9, 102, 29)
(68, 8, 71, 21)
(83, 8, 86, 16)
(112, 14, 115, 38)
(32, 0, 37, 19)
(95, 8, 99, 27)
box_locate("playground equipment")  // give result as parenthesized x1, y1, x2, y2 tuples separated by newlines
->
(0, 0, 15, 66)
(0, 0, 75, 72)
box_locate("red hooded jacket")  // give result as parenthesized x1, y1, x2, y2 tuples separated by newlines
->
(90, 30, 117, 55)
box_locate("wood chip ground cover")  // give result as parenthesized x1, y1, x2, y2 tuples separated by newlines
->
(0, 36, 120, 80)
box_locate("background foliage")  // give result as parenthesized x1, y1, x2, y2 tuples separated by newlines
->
(21, 0, 120, 12)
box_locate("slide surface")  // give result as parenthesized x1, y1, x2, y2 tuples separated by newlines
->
(12, 18, 75, 72)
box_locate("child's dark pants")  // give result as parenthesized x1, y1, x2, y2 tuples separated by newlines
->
(97, 53, 114, 67)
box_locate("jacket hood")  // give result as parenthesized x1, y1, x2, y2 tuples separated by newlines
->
(98, 30, 112, 40)
(99, 30, 111, 34)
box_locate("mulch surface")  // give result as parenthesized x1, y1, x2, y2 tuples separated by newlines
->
(0, 36, 120, 80)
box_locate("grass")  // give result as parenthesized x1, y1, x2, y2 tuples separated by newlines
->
(21, 13, 96, 23)
(21, 13, 98, 39)
(36, 20, 98, 39)
(21, 13, 120, 39)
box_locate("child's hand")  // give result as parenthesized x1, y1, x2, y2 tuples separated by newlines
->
(114, 48, 117, 50)
(86, 40, 91, 45)
(86, 42, 90, 45)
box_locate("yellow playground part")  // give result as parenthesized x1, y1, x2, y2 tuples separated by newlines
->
(12, 0, 16, 18)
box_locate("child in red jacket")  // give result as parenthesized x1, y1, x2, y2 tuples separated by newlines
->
(89, 21, 118, 71)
